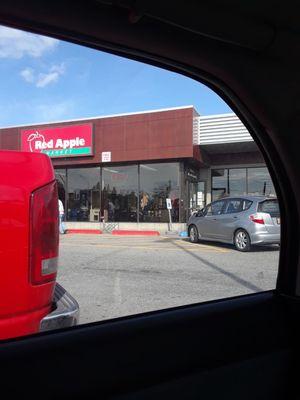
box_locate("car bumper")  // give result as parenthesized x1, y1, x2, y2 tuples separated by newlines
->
(250, 232, 281, 245)
(40, 283, 79, 332)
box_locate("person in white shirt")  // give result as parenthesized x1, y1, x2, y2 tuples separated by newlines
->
(58, 199, 65, 234)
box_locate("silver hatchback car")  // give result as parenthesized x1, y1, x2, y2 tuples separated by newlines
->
(188, 196, 280, 251)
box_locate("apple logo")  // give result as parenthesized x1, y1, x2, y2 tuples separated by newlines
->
(27, 131, 46, 152)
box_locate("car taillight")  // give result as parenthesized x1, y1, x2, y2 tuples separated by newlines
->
(250, 213, 265, 225)
(30, 181, 59, 285)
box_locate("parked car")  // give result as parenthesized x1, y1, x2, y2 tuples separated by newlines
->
(0, 150, 79, 340)
(188, 196, 280, 251)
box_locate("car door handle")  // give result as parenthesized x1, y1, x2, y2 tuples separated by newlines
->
(233, 216, 238, 219)
(213, 218, 217, 220)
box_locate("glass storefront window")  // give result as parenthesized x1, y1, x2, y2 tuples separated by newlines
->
(212, 169, 228, 201)
(228, 168, 246, 196)
(102, 165, 138, 222)
(56, 165, 276, 224)
(197, 182, 206, 209)
(212, 167, 276, 201)
(55, 169, 67, 208)
(67, 168, 100, 222)
(248, 167, 276, 196)
(57, 163, 182, 224)
(140, 163, 179, 222)
(187, 181, 197, 217)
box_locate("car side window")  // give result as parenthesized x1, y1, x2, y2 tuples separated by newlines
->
(242, 200, 253, 211)
(211, 200, 226, 215)
(0, 24, 280, 343)
(224, 199, 243, 214)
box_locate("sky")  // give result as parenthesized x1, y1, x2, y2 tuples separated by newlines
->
(0, 25, 232, 127)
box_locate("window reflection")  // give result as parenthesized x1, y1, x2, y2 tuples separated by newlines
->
(228, 168, 246, 196)
(248, 167, 275, 196)
(102, 165, 138, 222)
(140, 163, 180, 222)
(212, 169, 228, 200)
(212, 167, 276, 201)
(55, 169, 66, 209)
(67, 168, 100, 222)
(56, 163, 182, 223)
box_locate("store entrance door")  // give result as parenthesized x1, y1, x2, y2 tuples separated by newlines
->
(197, 181, 206, 210)
(187, 181, 207, 217)
(187, 181, 198, 218)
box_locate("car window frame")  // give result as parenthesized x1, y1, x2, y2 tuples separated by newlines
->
(0, 0, 296, 298)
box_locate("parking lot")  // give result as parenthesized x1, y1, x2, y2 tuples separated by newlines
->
(57, 234, 279, 325)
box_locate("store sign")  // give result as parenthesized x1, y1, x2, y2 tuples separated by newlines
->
(186, 168, 198, 181)
(21, 123, 93, 158)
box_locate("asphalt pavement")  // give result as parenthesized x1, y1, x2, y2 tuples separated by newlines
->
(57, 234, 279, 325)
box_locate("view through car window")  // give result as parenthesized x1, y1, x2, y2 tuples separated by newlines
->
(0, 25, 280, 339)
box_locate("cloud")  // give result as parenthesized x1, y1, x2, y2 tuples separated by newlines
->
(20, 63, 65, 88)
(20, 68, 35, 83)
(36, 63, 65, 87)
(0, 26, 58, 58)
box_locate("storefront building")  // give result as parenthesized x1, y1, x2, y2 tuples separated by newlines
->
(0, 106, 276, 232)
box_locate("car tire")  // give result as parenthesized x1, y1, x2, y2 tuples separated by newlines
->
(234, 229, 251, 252)
(189, 225, 199, 243)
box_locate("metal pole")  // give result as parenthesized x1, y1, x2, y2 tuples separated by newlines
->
(168, 208, 173, 231)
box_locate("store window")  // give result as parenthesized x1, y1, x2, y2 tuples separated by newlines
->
(212, 167, 276, 201)
(197, 182, 206, 209)
(248, 167, 276, 196)
(228, 168, 246, 196)
(140, 163, 180, 222)
(67, 168, 100, 222)
(212, 169, 228, 200)
(55, 169, 67, 208)
(102, 165, 138, 222)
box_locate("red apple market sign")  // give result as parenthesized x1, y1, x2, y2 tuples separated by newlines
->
(21, 123, 93, 158)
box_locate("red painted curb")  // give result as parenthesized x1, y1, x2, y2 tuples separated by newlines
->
(66, 229, 102, 234)
(112, 230, 160, 236)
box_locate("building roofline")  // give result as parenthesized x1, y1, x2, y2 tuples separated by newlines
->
(0, 105, 196, 130)
(199, 112, 236, 119)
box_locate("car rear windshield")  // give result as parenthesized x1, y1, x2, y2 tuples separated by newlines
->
(257, 199, 280, 217)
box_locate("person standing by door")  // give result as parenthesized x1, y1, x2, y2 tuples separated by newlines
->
(58, 198, 65, 234)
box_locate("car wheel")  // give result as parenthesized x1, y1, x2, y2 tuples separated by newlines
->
(234, 229, 251, 252)
(189, 225, 199, 243)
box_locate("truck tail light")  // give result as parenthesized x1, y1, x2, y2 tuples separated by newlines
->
(249, 213, 265, 225)
(30, 181, 59, 285)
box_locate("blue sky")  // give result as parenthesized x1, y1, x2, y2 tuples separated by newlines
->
(0, 25, 232, 127)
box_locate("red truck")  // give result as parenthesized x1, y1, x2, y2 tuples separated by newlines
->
(0, 150, 79, 340)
